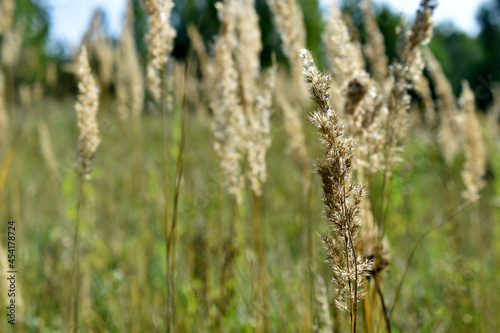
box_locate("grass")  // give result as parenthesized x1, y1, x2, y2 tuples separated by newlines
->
(0, 95, 499, 332)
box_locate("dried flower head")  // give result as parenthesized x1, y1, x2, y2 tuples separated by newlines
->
(278, 92, 307, 169)
(144, 0, 176, 102)
(0, 0, 14, 34)
(384, 0, 435, 168)
(362, 0, 388, 84)
(301, 48, 372, 315)
(246, 65, 276, 196)
(75, 47, 101, 180)
(424, 48, 461, 165)
(209, 0, 246, 203)
(116, 24, 144, 121)
(266, 0, 306, 79)
(1, 22, 24, 68)
(459, 81, 486, 201)
(323, 1, 364, 87)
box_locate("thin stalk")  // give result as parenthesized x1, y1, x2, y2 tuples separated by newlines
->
(340, 174, 356, 333)
(374, 275, 391, 333)
(68, 175, 84, 332)
(160, 66, 173, 331)
(251, 191, 269, 332)
(348, 231, 359, 333)
(304, 168, 314, 329)
(218, 199, 239, 330)
(170, 42, 194, 331)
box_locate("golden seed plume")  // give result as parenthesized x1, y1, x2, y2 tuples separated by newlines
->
(301, 48, 372, 313)
(0, 0, 14, 34)
(38, 122, 59, 179)
(313, 276, 333, 333)
(143, 0, 176, 103)
(82, 11, 115, 87)
(415, 74, 437, 128)
(246, 64, 277, 196)
(266, 0, 306, 79)
(75, 46, 101, 180)
(277, 92, 307, 169)
(1, 22, 24, 68)
(116, 21, 144, 121)
(362, 0, 388, 84)
(424, 48, 461, 165)
(235, 0, 262, 112)
(459, 81, 486, 201)
(210, 0, 246, 203)
(323, 1, 364, 87)
(187, 24, 208, 77)
(384, 0, 435, 168)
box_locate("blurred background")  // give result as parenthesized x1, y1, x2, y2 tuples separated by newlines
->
(1, 0, 500, 332)
(6, 0, 500, 107)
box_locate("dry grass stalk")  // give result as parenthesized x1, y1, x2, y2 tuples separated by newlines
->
(209, 2, 277, 330)
(209, 0, 246, 204)
(69, 45, 100, 333)
(116, 22, 144, 121)
(187, 24, 208, 77)
(424, 48, 460, 164)
(210, 0, 276, 200)
(95, 36, 114, 87)
(362, 0, 388, 84)
(384, 0, 435, 169)
(314, 275, 333, 333)
(322, 1, 368, 115)
(247, 65, 276, 196)
(415, 75, 437, 128)
(0, 0, 14, 34)
(143, 0, 176, 103)
(75, 47, 101, 180)
(322, 3, 387, 173)
(278, 93, 307, 169)
(301, 49, 372, 331)
(459, 81, 486, 201)
(323, 1, 364, 93)
(83, 11, 114, 87)
(38, 122, 59, 179)
(266, 0, 306, 80)
(234, 0, 262, 112)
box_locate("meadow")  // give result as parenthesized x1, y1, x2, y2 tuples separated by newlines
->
(1, 0, 500, 332)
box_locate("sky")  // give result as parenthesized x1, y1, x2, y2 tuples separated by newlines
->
(44, 0, 487, 49)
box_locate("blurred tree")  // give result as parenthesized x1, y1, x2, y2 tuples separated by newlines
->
(1, 0, 50, 104)
(475, 0, 500, 108)
(171, 0, 324, 69)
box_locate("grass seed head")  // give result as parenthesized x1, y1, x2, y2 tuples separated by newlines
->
(76, 46, 101, 180)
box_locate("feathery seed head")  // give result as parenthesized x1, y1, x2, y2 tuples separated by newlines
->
(301, 48, 372, 311)
(144, 0, 176, 103)
(75, 46, 101, 180)
(459, 81, 486, 201)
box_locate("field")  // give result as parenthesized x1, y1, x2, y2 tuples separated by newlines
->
(1, 0, 500, 332)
